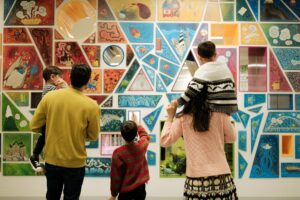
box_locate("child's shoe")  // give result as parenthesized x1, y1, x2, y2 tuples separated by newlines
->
(29, 155, 43, 173)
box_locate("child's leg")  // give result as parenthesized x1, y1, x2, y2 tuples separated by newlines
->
(30, 126, 45, 172)
(33, 125, 46, 156)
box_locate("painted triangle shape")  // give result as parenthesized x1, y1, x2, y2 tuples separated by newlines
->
(129, 69, 153, 91)
(83, 32, 96, 44)
(156, 74, 167, 92)
(120, 22, 154, 43)
(282, 0, 300, 18)
(248, 106, 262, 113)
(171, 65, 192, 91)
(2, 93, 30, 131)
(238, 110, 250, 128)
(55, 29, 64, 40)
(126, 44, 134, 66)
(132, 44, 154, 59)
(231, 112, 241, 123)
(247, 0, 259, 21)
(98, 0, 115, 20)
(4, 1, 15, 20)
(155, 27, 179, 64)
(286, 72, 300, 92)
(238, 153, 248, 178)
(29, 28, 53, 66)
(193, 23, 209, 46)
(143, 106, 163, 132)
(251, 113, 263, 153)
(142, 65, 155, 86)
(82, 45, 100, 68)
(102, 96, 113, 107)
(4, 28, 32, 43)
(116, 59, 140, 93)
(87, 95, 108, 105)
(269, 50, 292, 92)
(104, 69, 125, 93)
(143, 54, 159, 70)
(158, 73, 173, 87)
(250, 135, 279, 178)
(157, 23, 199, 62)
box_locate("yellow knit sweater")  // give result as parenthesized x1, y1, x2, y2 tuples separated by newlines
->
(30, 87, 100, 168)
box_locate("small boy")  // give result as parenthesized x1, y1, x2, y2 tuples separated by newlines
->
(109, 113, 150, 200)
(177, 41, 238, 115)
(29, 66, 67, 172)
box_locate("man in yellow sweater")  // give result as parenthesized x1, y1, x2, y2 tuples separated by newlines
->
(30, 64, 100, 200)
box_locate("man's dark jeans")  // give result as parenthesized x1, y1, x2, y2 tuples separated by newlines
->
(45, 163, 85, 200)
(118, 184, 146, 200)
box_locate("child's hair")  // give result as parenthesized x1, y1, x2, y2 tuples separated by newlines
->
(120, 120, 138, 142)
(197, 41, 216, 59)
(43, 66, 63, 82)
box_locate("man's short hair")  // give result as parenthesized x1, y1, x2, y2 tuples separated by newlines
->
(120, 120, 137, 142)
(70, 64, 91, 88)
(43, 66, 63, 82)
(197, 41, 216, 59)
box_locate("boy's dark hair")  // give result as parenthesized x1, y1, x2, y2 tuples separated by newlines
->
(120, 120, 138, 142)
(197, 41, 216, 59)
(43, 66, 63, 82)
(70, 64, 91, 88)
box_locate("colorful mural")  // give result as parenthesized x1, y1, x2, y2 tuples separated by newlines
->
(1, 0, 300, 182)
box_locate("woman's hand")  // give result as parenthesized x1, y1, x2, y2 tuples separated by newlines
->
(166, 100, 178, 122)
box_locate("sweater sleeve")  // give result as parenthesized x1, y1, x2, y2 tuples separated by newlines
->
(177, 77, 205, 106)
(222, 114, 236, 143)
(136, 126, 150, 152)
(110, 153, 124, 197)
(160, 118, 183, 147)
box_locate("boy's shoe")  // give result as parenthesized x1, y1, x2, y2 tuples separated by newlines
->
(30, 155, 44, 173)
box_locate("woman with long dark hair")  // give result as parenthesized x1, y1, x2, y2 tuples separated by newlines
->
(160, 90, 238, 199)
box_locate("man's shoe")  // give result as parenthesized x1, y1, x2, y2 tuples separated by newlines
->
(29, 155, 43, 173)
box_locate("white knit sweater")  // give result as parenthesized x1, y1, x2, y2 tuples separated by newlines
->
(177, 61, 238, 114)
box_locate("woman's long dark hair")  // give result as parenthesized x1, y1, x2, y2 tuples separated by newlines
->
(176, 89, 211, 132)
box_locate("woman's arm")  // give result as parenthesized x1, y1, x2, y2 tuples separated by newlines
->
(223, 114, 236, 143)
(160, 101, 183, 147)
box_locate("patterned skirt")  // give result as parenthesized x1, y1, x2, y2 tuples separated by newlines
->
(183, 174, 238, 200)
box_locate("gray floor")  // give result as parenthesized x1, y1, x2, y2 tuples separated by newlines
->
(0, 197, 299, 200)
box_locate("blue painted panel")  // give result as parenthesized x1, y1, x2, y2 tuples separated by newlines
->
(263, 112, 300, 133)
(85, 157, 111, 177)
(118, 95, 162, 107)
(250, 135, 279, 178)
(281, 163, 300, 177)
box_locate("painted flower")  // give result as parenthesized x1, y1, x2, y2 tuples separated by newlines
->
(269, 26, 279, 38)
(38, 6, 47, 17)
(279, 28, 291, 41)
(293, 33, 300, 43)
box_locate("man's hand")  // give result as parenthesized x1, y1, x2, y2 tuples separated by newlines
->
(108, 196, 116, 200)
